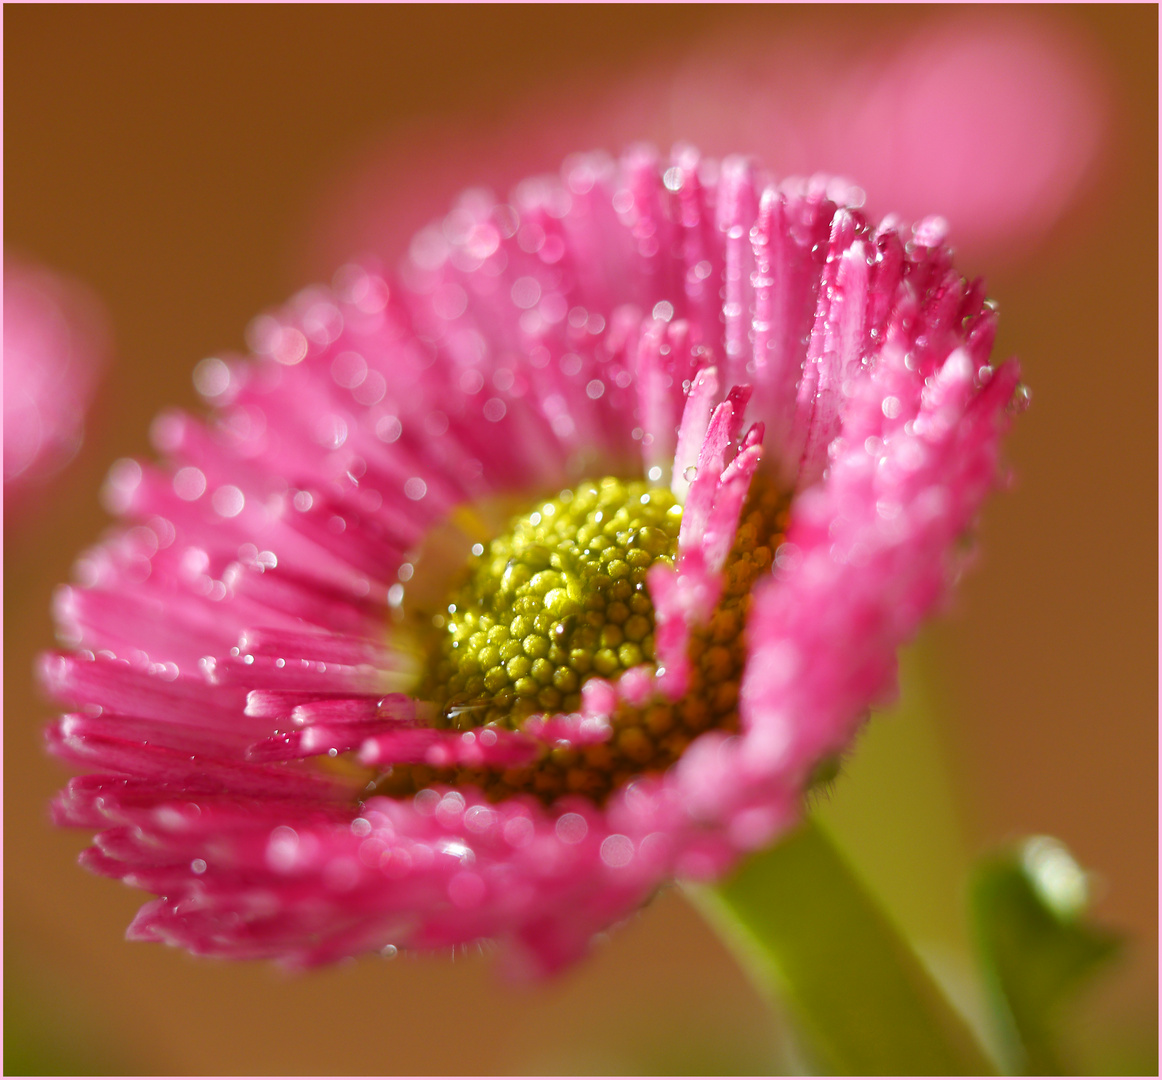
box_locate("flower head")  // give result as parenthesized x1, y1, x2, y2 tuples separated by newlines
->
(46, 148, 1020, 976)
(5, 253, 109, 501)
(308, 10, 1106, 276)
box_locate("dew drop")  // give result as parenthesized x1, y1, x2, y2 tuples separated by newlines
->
(212, 485, 245, 518)
(1009, 383, 1033, 414)
(555, 812, 588, 844)
(193, 357, 230, 399)
(173, 467, 207, 502)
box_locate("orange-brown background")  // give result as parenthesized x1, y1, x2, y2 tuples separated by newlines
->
(5, 5, 1156, 1074)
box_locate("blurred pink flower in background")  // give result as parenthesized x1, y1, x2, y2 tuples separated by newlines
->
(4, 253, 110, 505)
(47, 148, 1019, 976)
(301, 9, 1107, 280)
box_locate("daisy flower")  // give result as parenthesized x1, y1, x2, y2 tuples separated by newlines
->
(5, 253, 109, 502)
(307, 10, 1105, 276)
(45, 147, 1020, 976)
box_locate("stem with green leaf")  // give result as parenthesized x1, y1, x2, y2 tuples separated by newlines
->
(688, 816, 998, 1075)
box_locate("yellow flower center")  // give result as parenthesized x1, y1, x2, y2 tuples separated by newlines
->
(424, 477, 681, 728)
(374, 474, 790, 805)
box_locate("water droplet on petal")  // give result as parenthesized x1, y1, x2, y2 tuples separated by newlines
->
(1009, 383, 1033, 414)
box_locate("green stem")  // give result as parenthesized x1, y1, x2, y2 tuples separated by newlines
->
(688, 816, 998, 1075)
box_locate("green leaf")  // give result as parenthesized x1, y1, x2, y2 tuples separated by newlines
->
(970, 836, 1123, 1075)
(690, 816, 997, 1075)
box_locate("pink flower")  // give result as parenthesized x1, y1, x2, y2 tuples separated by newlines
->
(303, 9, 1106, 278)
(45, 148, 1020, 976)
(4, 253, 109, 502)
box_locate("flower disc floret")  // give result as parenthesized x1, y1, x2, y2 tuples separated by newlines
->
(381, 473, 791, 805)
(421, 477, 680, 726)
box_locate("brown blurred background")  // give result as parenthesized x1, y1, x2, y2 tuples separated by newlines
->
(5, 6, 1156, 1075)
